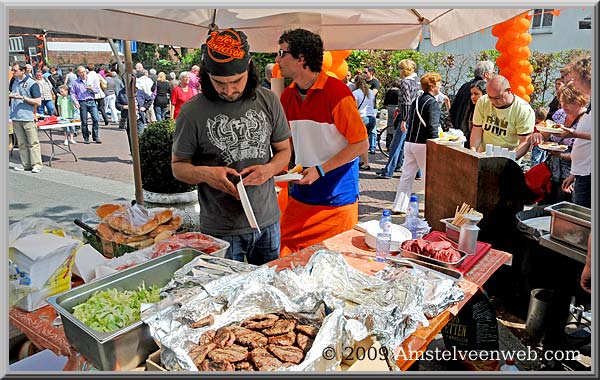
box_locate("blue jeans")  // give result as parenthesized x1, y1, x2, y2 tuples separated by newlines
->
(154, 106, 168, 122)
(367, 116, 377, 152)
(573, 174, 591, 208)
(41, 99, 55, 116)
(379, 127, 407, 177)
(218, 222, 280, 265)
(530, 146, 547, 166)
(79, 99, 99, 141)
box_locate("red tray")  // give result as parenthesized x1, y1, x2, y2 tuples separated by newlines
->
(423, 231, 491, 274)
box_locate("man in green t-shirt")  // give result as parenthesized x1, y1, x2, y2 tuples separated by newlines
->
(470, 75, 534, 159)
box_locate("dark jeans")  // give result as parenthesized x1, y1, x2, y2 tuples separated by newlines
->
(95, 98, 108, 124)
(216, 222, 280, 265)
(367, 115, 377, 152)
(79, 99, 99, 141)
(573, 174, 591, 208)
(124, 114, 147, 153)
(154, 106, 168, 122)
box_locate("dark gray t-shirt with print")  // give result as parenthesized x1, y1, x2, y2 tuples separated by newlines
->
(172, 86, 291, 236)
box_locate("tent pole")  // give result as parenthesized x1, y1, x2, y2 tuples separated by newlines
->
(124, 40, 144, 205)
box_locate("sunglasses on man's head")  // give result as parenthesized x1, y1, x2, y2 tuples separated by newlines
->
(277, 49, 292, 58)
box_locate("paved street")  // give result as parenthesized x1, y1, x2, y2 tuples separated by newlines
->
(9, 122, 424, 226)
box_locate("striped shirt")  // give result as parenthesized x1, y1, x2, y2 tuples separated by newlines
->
(36, 78, 54, 101)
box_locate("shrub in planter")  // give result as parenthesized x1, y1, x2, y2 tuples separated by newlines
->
(139, 119, 196, 194)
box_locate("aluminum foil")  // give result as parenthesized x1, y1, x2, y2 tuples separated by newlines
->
(144, 249, 464, 371)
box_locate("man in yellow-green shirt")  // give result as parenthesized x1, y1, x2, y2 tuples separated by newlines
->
(470, 75, 534, 159)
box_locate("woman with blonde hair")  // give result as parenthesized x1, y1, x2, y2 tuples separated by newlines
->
(391, 72, 442, 213)
(154, 71, 170, 121)
(377, 59, 421, 178)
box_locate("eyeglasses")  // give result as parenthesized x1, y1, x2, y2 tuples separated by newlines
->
(277, 49, 292, 58)
(488, 89, 508, 101)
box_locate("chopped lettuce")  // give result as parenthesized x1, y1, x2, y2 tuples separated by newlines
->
(72, 283, 161, 333)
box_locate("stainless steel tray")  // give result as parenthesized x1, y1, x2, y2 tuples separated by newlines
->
(47, 248, 205, 371)
(440, 218, 460, 242)
(544, 201, 591, 250)
(400, 247, 468, 269)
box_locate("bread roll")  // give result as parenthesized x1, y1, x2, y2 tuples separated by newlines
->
(106, 210, 159, 236)
(96, 222, 117, 240)
(152, 209, 173, 225)
(166, 215, 183, 230)
(96, 203, 127, 219)
(288, 164, 303, 174)
(124, 233, 150, 243)
(149, 224, 176, 238)
(126, 238, 155, 249)
(153, 230, 174, 242)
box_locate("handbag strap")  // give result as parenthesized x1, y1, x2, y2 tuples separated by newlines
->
(357, 94, 367, 109)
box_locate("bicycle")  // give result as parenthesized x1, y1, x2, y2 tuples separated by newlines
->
(376, 125, 394, 157)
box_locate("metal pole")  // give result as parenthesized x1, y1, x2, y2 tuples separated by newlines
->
(107, 38, 125, 75)
(124, 40, 144, 205)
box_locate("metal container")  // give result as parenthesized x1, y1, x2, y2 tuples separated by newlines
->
(544, 201, 591, 251)
(47, 249, 204, 371)
(440, 218, 460, 242)
(400, 247, 468, 269)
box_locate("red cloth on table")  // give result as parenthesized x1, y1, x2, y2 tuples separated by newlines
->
(423, 231, 491, 274)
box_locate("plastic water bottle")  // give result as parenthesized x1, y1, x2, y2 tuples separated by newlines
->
(375, 210, 392, 262)
(406, 194, 420, 239)
(500, 359, 519, 371)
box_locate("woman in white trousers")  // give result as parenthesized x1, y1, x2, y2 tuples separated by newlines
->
(392, 72, 442, 213)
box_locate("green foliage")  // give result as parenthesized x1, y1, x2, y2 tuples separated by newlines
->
(132, 42, 158, 66)
(139, 119, 196, 194)
(251, 52, 278, 82)
(528, 49, 590, 108)
(155, 59, 175, 74)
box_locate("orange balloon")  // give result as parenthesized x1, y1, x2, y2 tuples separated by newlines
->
(272, 63, 282, 78)
(495, 54, 511, 70)
(326, 71, 338, 79)
(513, 18, 531, 33)
(322, 51, 333, 72)
(522, 94, 531, 103)
(495, 39, 511, 53)
(332, 50, 352, 60)
(514, 85, 527, 97)
(501, 68, 515, 80)
(502, 30, 520, 42)
(330, 50, 346, 67)
(524, 63, 534, 75)
(526, 84, 535, 94)
(509, 59, 529, 72)
(492, 23, 509, 37)
(518, 46, 531, 59)
(333, 60, 349, 81)
(516, 33, 532, 45)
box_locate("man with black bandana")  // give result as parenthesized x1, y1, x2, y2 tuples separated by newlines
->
(171, 28, 291, 265)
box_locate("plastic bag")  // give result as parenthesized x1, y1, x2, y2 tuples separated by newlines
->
(9, 217, 69, 246)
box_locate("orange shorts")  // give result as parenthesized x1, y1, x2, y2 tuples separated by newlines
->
(279, 197, 358, 257)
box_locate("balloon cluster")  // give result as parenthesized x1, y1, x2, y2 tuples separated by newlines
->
(272, 50, 352, 80)
(492, 12, 534, 103)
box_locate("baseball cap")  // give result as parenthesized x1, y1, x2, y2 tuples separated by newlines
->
(201, 28, 250, 76)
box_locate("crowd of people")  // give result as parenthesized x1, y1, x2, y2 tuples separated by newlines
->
(8, 29, 591, 293)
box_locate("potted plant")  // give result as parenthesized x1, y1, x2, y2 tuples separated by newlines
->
(139, 119, 199, 229)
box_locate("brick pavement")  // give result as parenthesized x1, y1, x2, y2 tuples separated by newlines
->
(10, 123, 424, 224)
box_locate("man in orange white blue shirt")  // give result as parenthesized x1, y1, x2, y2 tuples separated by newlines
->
(276, 28, 369, 256)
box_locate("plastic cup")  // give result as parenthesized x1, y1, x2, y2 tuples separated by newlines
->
(485, 144, 494, 155)
(493, 145, 502, 156)
(501, 147, 509, 157)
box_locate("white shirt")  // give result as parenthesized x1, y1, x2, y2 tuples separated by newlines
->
(86, 71, 105, 99)
(570, 110, 592, 176)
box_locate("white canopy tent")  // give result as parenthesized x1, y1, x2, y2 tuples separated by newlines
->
(9, 8, 528, 51)
(9, 7, 528, 204)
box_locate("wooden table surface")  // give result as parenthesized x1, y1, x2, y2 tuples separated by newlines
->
(10, 228, 511, 371)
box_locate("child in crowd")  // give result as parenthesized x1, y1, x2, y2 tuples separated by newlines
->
(57, 85, 77, 145)
(531, 107, 548, 165)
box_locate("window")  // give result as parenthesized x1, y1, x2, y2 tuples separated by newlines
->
(9, 36, 24, 53)
(531, 8, 554, 33)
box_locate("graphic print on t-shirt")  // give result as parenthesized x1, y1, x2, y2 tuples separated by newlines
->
(206, 109, 270, 165)
(483, 113, 508, 137)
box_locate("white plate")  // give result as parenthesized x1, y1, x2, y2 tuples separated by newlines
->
(537, 126, 566, 134)
(236, 177, 261, 233)
(539, 143, 568, 152)
(360, 220, 412, 251)
(273, 173, 303, 182)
